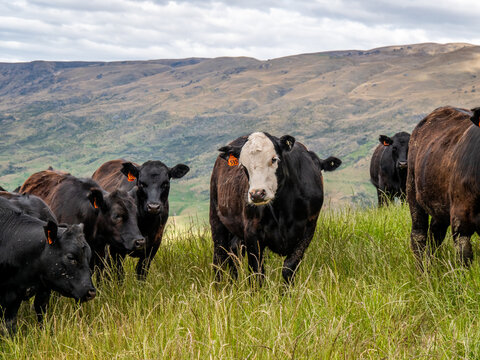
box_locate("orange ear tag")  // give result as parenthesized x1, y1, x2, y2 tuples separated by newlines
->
(47, 230, 53, 245)
(228, 154, 239, 166)
(127, 172, 136, 182)
(383, 141, 390, 146)
(93, 199, 98, 209)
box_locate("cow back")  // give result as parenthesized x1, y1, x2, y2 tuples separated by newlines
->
(92, 159, 136, 192)
(409, 106, 474, 218)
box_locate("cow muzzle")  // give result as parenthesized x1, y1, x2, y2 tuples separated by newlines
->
(398, 161, 408, 169)
(134, 237, 146, 250)
(248, 189, 270, 205)
(80, 287, 96, 302)
(146, 203, 161, 214)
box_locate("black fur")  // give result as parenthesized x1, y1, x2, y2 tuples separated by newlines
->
(0, 198, 94, 333)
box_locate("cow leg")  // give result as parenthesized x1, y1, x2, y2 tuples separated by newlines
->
(211, 220, 237, 281)
(377, 188, 388, 207)
(282, 220, 316, 285)
(2, 298, 21, 334)
(91, 247, 107, 274)
(106, 248, 126, 282)
(429, 217, 448, 251)
(135, 243, 160, 281)
(408, 192, 429, 269)
(34, 287, 52, 323)
(451, 215, 474, 266)
(245, 233, 265, 284)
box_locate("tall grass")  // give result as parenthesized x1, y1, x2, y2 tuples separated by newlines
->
(2, 204, 480, 359)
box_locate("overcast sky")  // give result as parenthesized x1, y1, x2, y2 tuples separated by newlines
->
(1, 0, 479, 62)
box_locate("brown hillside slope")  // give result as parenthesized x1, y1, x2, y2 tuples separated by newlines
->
(1, 42, 479, 209)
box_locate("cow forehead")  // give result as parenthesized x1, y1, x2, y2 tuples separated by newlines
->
(240, 132, 277, 163)
(139, 165, 169, 182)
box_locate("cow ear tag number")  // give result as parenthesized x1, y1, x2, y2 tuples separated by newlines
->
(228, 154, 239, 166)
(127, 172, 136, 182)
(47, 230, 53, 245)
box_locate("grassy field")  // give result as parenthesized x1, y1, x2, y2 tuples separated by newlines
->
(2, 204, 480, 359)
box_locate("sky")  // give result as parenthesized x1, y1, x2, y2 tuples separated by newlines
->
(1, 0, 479, 62)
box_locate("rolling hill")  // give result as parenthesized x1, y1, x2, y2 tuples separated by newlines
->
(1, 42, 480, 219)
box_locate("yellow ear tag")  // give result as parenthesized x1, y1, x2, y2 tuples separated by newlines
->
(383, 141, 390, 146)
(127, 172, 136, 182)
(93, 199, 98, 209)
(228, 154, 239, 166)
(47, 230, 53, 245)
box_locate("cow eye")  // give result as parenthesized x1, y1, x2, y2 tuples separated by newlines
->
(161, 182, 170, 190)
(271, 157, 279, 164)
(67, 254, 77, 265)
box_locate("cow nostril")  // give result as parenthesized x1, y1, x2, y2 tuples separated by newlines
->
(250, 189, 267, 202)
(135, 238, 146, 249)
(147, 203, 161, 211)
(86, 289, 96, 300)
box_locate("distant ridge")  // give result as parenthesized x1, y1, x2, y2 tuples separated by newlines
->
(1, 42, 479, 209)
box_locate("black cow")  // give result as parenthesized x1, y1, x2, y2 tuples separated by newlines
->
(92, 159, 190, 280)
(19, 170, 145, 270)
(210, 132, 341, 284)
(0, 191, 57, 223)
(0, 198, 95, 333)
(370, 131, 410, 206)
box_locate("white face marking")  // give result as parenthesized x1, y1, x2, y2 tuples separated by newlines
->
(239, 132, 280, 205)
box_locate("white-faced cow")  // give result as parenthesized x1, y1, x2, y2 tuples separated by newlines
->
(370, 131, 410, 206)
(92, 159, 190, 280)
(210, 132, 341, 284)
(408, 106, 480, 267)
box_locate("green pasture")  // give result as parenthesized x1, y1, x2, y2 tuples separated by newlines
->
(2, 204, 480, 359)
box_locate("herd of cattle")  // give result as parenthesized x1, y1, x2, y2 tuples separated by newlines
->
(1, 105, 479, 333)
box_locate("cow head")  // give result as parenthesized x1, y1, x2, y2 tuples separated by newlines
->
(88, 188, 145, 252)
(379, 132, 410, 171)
(120, 161, 190, 216)
(40, 222, 96, 302)
(219, 132, 295, 205)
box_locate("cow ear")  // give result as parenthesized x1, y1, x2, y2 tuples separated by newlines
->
(470, 108, 480, 127)
(88, 188, 106, 212)
(121, 162, 139, 182)
(218, 145, 241, 161)
(379, 135, 393, 146)
(44, 221, 58, 246)
(320, 156, 342, 171)
(279, 135, 295, 152)
(169, 164, 190, 179)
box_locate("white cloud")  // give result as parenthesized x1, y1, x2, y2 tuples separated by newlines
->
(0, 0, 479, 62)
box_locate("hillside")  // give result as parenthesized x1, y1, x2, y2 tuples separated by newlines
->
(1, 42, 480, 217)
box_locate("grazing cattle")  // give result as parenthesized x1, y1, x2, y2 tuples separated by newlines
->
(19, 170, 145, 269)
(0, 191, 57, 223)
(370, 131, 410, 206)
(92, 159, 190, 280)
(408, 106, 480, 267)
(0, 198, 95, 333)
(210, 132, 341, 284)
